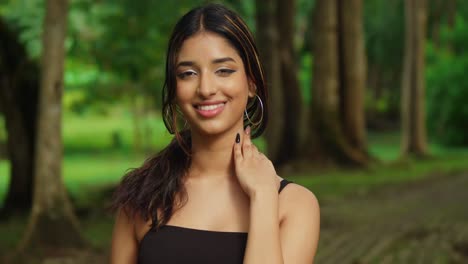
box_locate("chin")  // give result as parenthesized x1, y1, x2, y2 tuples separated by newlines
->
(190, 120, 241, 137)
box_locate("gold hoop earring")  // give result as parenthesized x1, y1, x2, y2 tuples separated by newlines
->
(244, 94, 264, 127)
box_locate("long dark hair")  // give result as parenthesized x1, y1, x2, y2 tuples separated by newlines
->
(111, 3, 268, 229)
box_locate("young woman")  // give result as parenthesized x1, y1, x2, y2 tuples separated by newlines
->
(110, 3, 319, 264)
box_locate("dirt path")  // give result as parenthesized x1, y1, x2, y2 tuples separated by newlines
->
(4, 172, 468, 264)
(315, 172, 468, 264)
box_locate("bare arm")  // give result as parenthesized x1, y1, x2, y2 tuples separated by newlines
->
(279, 185, 320, 263)
(110, 208, 138, 264)
(243, 188, 282, 264)
(243, 185, 320, 264)
(234, 127, 320, 264)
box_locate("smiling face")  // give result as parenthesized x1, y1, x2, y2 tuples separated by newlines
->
(175, 31, 254, 137)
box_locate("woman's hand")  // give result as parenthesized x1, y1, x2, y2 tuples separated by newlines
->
(233, 126, 280, 198)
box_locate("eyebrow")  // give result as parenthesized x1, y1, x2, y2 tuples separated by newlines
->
(212, 57, 236, 64)
(176, 57, 236, 68)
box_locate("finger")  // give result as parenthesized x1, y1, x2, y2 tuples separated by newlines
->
(244, 126, 252, 142)
(242, 126, 253, 158)
(251, 144, 260, 157)
(242, 140, 252, 159)
(257, 151, 269, 162)
(233, 133, 243, 164)
(242, 138, 254, 160)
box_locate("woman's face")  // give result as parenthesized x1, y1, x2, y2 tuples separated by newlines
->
(175, 31, 254, 136)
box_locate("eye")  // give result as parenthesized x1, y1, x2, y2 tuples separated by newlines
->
(216, 68, 236, 77)
(177, 70, 197, 79)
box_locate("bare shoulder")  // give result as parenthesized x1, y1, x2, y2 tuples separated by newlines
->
(110, 206, 139, 263)
(278, 181, 321, 262)
(279, 181, 320, 218)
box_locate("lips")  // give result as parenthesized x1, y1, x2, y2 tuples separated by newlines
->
(194, 101, 226, 118)
(197, 103, 225, 111)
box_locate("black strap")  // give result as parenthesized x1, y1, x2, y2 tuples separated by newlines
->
(278, 179, 292, 193)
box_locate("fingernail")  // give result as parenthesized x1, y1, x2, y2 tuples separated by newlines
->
(235, 133, 240, 143)
(245, 126, 251, 135)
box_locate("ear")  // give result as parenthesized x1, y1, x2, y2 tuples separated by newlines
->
(248, 79, 256, 98)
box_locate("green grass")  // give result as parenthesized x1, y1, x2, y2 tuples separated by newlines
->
(0, 116, 6, 142)
(63, 152, 145, 207)
(1, 113, 468, 253)
(62, 111, 173, 153)
(367, 131, 468, 162)
(290, 131, 468, 201)
(0, 153, 144, 209)
(0, 216, 28, 254)
(0, 111, 174, 208)
(289, 152, 468, 202)
(1, 114, 468, 206)
(0, 162, 8, 207)
(368, 131, 402, 161)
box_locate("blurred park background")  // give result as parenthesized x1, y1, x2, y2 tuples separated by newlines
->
(1, 0, 468, 263)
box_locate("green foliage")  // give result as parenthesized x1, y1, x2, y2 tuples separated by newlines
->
(62, 111, 172, 154)
(0, 160, 9, 206)
(0, 0, 316, 114)
(293, 137, 468, 201)
(223, 0, 255, 30)
(1, 131, 468, 253)
(365, 89, 393, 115)
(299, 52, 312, 105)
(363, 0, 404, 120)
(426, 15, 468, 146)
(364, 0, 404, 71)
(0, 116, 6, 141)
(0, 0, 212, 111)
(0, 0, 44, 59)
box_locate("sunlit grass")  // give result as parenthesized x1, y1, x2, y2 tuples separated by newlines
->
(63, 111, 173, 153)
(290, 151, 468, 201)
(1, 114, 468, 207)
(1, 113, 468, 253)
(0, 161, 8, 207)
(0, 112, 172, 208)
(368, 131, 401, 161)
(290, 130, 468, 201)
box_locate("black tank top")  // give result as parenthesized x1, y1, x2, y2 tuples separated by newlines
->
(138, 179, 293, 264)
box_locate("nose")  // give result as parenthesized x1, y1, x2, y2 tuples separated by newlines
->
(197, 72, 217, 98)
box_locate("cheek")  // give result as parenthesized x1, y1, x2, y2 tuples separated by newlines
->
(175, 84, 193, 104)
(225, 75, 250, 98)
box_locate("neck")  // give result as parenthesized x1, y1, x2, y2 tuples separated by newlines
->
(188, 127, 243, 182)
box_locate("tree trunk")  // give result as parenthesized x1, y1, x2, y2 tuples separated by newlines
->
(17, 0, 86, 254)
(275, 0, 303, 165)
(446, 0, 456, 29)
(255, 0, 284, 163)
(430, 0, 456, 49)
(304, 0, 369, 166)
(401, 0, 428, 157)
(429, 0, 444, 48)
(338, 0, 368, 154)
(0, 84, 33, 216)
(308, 0, 341, 163)
(0, 18, 38, 216)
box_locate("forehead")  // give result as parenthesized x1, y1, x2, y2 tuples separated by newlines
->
(177, 31, 242, 63)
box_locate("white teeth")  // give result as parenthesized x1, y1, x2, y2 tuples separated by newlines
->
(197, 103, 224, 111)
